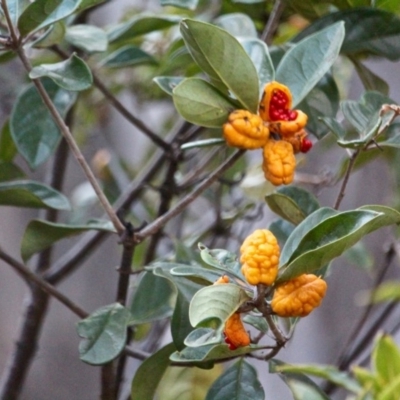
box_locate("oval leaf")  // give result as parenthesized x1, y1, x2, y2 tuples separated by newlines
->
(10, 78, 77, 168)
(170, 343, 265, 364)
(173, 78, 236, 128)
(29, 54, 93, 91)
(278, 209, 394, 282)
(294, 8, 400, 61)
(129, 272, 173, 324)
(100, 45, 157, 68)
(153, 76, 183, 96)
(189, 284, 250, 329)
(77, 303, 132, 365)
(215, 13, 258, 38)
(18, 0, 80, 37)
(276, 21, 345, 106)
(65, 24, 108, 53)
(21, 219, 115, 262)
(206, 359, 265, 400)
(108, 14, 181, 43)
(265, 186, 320, 226)
(180, 19, 259, 112)
(0, 180, 69, 210)
(240, 38, 275, 93)
(131, 343, 176, 400)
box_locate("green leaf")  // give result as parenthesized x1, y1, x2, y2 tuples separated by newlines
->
(160, 0, 198, 9)
(171, 292, 193, 351)
(279, 207, 338, 267)
(131, 343, 175, 400)
(240, 38, 275, 93)
(29, 54, 93, 91)
(180, 19, 259, 112)
(276, 21, 345, 107)
(153, 76, 183, 96)
(76, 0, 106, 12)
(294, 8, 400, 61)
(7, 0, 25, 26)
(0, 120, 17, 162)
(171, 265, 223, 283)
(21, 219, 115, 262)
(157, 365, 221, 400)
(77, 303, 132, 365)
(170, 343, 265, 364)
(206, 359, 265, 400)
(0, 180, 69, 210)
(372, 333, 400, 385)
(184, 327, 222, 347)
(278, 206, 400, 282)
(268, 219, 295, 248)
(65, 24, 108, 53)
(270, 362, 360, 393)
(189, 284, 250, 329)
(10, 78, 77, 168)
(297, 74, 340, 139)
(270, 360, 330, 400)
(129, 272, 173, 324)
(265, 186, 320, 226)
(108, 14, 181, 43)
(378, 123, 400, 148)
(215, 13, 258, 38)
(0, 162, 26, 182)
(173, 78, 236, 128)
(180, 138, 225, 151)
(18, 0, 81, 37)
(242, 314, 269, 333)
(199, 245, 244, 281)
(32, 21, 66, 48)
(100, 45, 157, 68)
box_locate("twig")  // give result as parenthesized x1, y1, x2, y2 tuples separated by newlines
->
(324, 245, 396, 394)
(333, 149, 360, 210)
(113, 224, 136, 398)
(261, 0, 285, 45)
(51, 45, 171, 152)
(15, 48, 124, 234)
(0, 248, 88, 319)
(136, 150, 245, 241)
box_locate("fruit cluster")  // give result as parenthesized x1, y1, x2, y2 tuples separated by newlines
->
(223, 81, 312, 186)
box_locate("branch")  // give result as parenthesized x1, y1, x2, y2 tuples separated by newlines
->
(0, 248, 88, 319)
(15, 48, 125, 234)
(333, 149, 360, 210)
(261, 0, 285, 45)
(51, 45, 171, 152)
(136, 150, 245, 241)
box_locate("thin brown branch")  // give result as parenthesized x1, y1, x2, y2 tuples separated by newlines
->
(51, 45, 171, 152)
(261, 0, 285, 45)
(136, 150, 245, 241)
(0, 248, 88, 319)
(15, 48, 124, 234)
(333, 149, 360, 210)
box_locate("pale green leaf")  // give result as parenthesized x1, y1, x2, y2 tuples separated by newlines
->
(180, 19, 259, 112)
(29, 53, 93, 91)
(276, 22, 345, 106)
(65, 24, 108, 53)
(10, 78, 77, 168)
(206, 359, 265, 400)
(131, 343, 176, 400)
(21, 219, 115, 262)
(173, 78, 236, 128)
(0, 180, 69, 210)
(77, 303, 132, 365)
(189, 284, 250, 329)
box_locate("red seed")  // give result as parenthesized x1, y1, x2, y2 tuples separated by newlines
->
(288, 110, 298, 121)
(300, 138, 313, 153)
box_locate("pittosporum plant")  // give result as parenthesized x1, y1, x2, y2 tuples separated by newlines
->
(1, 0, 400, 399)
